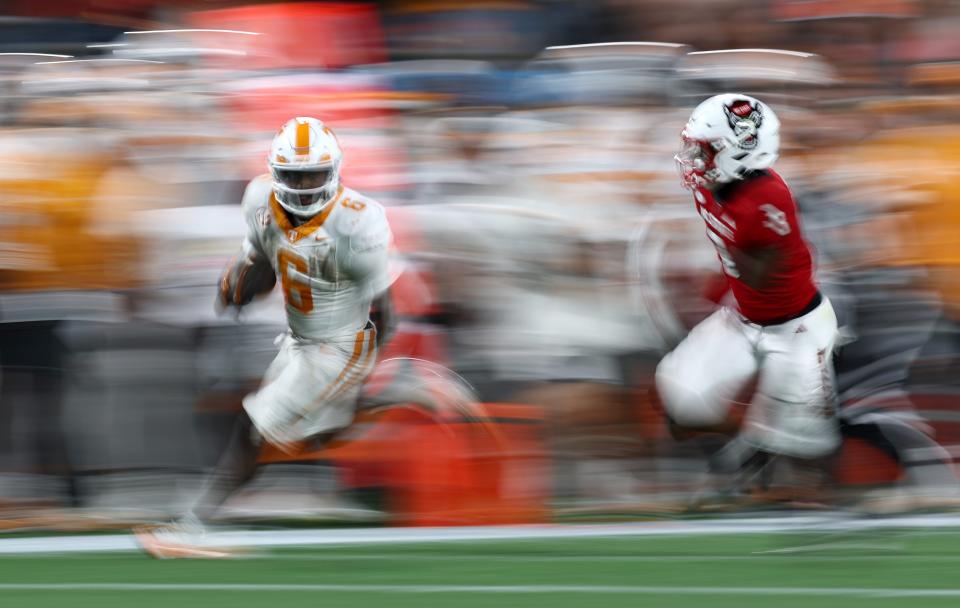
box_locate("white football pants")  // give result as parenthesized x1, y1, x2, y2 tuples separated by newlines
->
(656, 297, 840, 459)
(243, 326, 377, 450)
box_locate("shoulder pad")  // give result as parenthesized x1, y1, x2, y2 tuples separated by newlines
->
(241, 174, 274, 226)
(332, 188, 389, 239)
(743, 170, 792, 201)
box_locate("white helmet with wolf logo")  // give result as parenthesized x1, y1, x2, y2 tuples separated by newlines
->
(675, 93, 780, 190)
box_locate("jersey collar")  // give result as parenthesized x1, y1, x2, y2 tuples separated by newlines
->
(270, 185, 344, 243)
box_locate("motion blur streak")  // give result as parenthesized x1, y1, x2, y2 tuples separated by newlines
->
(0, 0, 957, 548)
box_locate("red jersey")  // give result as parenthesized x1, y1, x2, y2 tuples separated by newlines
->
(693, 170, 818, 324)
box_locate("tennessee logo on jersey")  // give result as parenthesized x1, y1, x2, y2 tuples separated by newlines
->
(256, 207, 272, 228)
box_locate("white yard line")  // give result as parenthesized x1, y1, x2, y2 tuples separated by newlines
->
(11, 552, 960, 563)
(245, 553, 960, 562)
(1, 514, 960, 555)
(0, 583, 958, 597)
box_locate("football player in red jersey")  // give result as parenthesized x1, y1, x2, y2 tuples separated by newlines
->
(656, 94, 840, 465)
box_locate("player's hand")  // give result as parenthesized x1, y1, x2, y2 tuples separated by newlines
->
(216, 267, 236, 313)
(216, 254, 277, 314)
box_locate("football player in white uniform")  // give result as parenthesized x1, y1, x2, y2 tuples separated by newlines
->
(137, 117, 394, 558)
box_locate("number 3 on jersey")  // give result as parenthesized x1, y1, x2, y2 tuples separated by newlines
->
(705, 229, 741, 278)
(277, 249, 314, 313)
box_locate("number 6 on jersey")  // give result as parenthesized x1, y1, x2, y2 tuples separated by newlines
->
(277, 249, 314, 313)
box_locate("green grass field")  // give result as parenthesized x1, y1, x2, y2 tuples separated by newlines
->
(2, 527, 960, 607)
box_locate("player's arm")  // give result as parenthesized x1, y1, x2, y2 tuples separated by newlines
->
(217, 179, 277, 310)
(369, 289, 395, 347)
(343, 203, 393, 288)
(732, 198, 794, 289)
(217, 243, 275, 310)
(343, 209, 396, 341)
(729, 244, 783, 289)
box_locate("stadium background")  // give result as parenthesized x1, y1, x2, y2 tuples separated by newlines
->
(0, 0, 958, 528)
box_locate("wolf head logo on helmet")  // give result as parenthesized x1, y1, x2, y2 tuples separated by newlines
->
(723, 99, 763, 150)
(675, 93, 780, 190)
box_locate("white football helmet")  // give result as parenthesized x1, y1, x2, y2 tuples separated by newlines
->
(268, 117, 343, 217)
(675, 93, 780, 190)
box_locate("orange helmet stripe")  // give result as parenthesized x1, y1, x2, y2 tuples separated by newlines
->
(295, 120, 310, 153)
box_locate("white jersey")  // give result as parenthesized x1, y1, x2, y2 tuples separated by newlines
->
(240, 174, 392, 341)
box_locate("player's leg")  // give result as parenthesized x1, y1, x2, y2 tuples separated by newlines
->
(136, 337, 300, 558)
(137, 329, 375, 558)
(842, 406, 960, 512)
(181, 329, 375, 525)
(244, 327, 377, 447)
(185, 408, 260, 524)
(656, 309, 763, 506)
(655, 307, 759, 429)
(842, 411, 957, 488)
(182, 334, 295, 523)
(745, 298, 841, 459)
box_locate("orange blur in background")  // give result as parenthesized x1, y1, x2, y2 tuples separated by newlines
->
(0, 0, 957, 528)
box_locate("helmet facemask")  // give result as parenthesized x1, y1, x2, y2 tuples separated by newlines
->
(675, 133, 725, 191)
(270, 161, 340, 218)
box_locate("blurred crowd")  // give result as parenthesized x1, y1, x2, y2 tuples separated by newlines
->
(2, 0, 960, 526)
